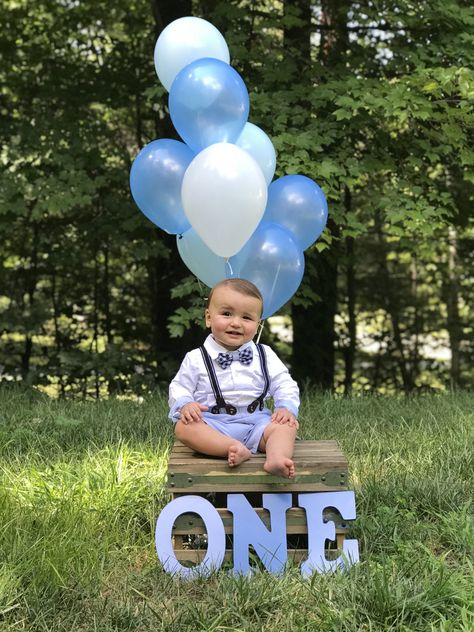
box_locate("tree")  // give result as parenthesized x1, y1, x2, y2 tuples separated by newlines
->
(1, 0, 473, 396)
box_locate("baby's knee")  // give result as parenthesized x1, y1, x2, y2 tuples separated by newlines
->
(263, 421, 297, 443)
(174, 420, 188, 441)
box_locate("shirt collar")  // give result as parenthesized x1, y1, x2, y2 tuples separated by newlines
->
(203, 334, 255, 359)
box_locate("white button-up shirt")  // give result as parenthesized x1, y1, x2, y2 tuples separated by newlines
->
(169, 334, 300, 419)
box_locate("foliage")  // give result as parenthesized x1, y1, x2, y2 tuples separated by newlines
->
(0, 0, 473, 394)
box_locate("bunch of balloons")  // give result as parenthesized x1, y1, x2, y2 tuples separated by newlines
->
(130, 17, 328, 319)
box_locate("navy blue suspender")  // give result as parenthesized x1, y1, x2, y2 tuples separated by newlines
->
(247, 343, 270, 413)
(199, 344, 270, 415)
(199, 346, 237, 415)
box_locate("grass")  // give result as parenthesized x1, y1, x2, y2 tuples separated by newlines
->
(0, 386, 472, 631)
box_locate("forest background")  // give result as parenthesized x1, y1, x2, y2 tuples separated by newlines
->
(1, 0, 473, 399)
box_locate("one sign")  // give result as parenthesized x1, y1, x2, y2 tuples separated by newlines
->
(156, 491, 359, 579)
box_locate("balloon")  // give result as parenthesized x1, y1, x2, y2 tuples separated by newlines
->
(235, 122, 277, 186)
(181, 143, 267, 258)
(177, 228, 227, 288)
(154, 17, 230, 92)
(169, 58, 249, 153)
(228, 222, 305, 319)
(263, 175, 328, 250)
(130, 139, 194, 235)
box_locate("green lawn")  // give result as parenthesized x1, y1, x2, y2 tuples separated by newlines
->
(0, 387, 472, 631)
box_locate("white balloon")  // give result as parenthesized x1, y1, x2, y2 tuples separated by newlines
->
(181, 143, 268, 258)
(154, 17, 230, 92)
(236, 122, 277, 185)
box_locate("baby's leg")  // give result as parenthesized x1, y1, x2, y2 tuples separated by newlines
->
(175, 420, 251, 467)
(258, 423, 297, 478)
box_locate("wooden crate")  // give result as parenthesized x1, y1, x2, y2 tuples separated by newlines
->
(166, 439, 351, 564)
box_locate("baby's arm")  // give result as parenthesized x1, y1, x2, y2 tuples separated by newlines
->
(264, 346, 300, 428)
(179, 401, 208, 424)
(169, 352, 204, 421)
(271, 407, 299, 428)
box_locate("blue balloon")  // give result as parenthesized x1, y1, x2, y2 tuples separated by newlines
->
(263, 175, 328, 250)
(177, 228, 227, 288)
(228, 222, 305, 319)
(130, 139, 194, 235)
(169, 58, 249, 153)
(235, 122, 277, 186)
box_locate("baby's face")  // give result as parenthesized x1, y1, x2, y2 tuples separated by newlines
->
(205, 286, 262, 350)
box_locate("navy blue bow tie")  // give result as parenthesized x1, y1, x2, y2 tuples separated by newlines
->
(216, 347, 253, 369)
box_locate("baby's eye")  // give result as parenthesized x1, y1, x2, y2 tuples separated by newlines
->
(243, 316, 253, 320)
(222, 311, 231, 316)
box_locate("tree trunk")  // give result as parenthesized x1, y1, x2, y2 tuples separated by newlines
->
(21, 222, 39, 381)
(292, 248, 338, 389)
(146, 0, 195, 376)
(51, 271, 65, 397)
(446, 225, 461, 388)
(409, 255, 421, 384)
(150, 0, 192, 36)
(344, 188, 356, 395)
(103, 243, 112, 345)
(319, 0, 350, 65)
(92, 250, 100, 399)
(290, 0, 349, 390)
(21, 336, 33, 381)
(375, 217, 414, 393)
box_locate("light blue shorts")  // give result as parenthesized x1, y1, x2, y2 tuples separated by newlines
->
(201, 408, 271, 453)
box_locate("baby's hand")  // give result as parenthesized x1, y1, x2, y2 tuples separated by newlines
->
(271, 408, 299, 429)
(179, 402, 208, 424)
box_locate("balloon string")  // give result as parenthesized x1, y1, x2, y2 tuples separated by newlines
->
(225, 258, 234, 277)
(256, 320, 265, 344)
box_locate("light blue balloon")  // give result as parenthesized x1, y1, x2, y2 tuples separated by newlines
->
(228, 222, 305, 319)
(154, 17, 230, 92)
(130, 139, 194, 234)
(177, 228, 227, 288)
(263, 175, 328, 251)
(235, 122, 276, 186)
(169, 58, 249, 153)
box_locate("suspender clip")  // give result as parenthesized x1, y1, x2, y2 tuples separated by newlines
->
(210, 404, 237, 415)
(247, 397, 265, 413)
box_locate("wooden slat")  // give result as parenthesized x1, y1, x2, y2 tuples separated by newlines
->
(174, 548, 344, 563)
(170, 440, 345, 458)
(171, 507, 349, 533)
(172, 439, 340, 448)
(170, 446, 344, 457)
(169, 482, 347, 493)
(174, 549, 232, 562)
(170, 441, 345, 456)
(168, 473, 347, 492)
(168, 457, 347, 469)
(172, 506, 350, 532)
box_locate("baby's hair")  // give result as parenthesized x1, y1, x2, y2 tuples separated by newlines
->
(208, 278, 263, 311)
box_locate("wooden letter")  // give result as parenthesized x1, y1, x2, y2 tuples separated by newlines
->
(299, 491, 359, 576)
(155, 495, 225, 579)
(228, 493, 292, 575)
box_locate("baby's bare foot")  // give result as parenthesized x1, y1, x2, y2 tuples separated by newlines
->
(228, 444, 251, 467)
(264, 457, 295, 479)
